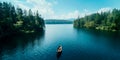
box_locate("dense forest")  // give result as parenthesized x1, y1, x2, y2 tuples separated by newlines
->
(74, 9, 120, 31)
(45, 19, 73, 24)
(0, 2, 45, 37)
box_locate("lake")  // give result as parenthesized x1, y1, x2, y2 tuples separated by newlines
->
(0, 24, 120, 60)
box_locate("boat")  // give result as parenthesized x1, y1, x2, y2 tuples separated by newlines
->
(57, 45, 62, 53)
(56, 45, 62, 58)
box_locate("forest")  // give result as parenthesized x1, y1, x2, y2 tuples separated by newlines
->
(74, 9, 120, 31)
(0, 2, 45, 37)
(45, 19, 73, 24)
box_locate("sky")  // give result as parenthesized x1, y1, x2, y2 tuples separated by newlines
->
(0, 0, 120, 19)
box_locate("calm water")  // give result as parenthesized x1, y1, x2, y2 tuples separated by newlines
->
(0, 24, 120, 60)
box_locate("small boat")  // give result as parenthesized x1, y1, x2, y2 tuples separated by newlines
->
(56, 45, 62, 58)
(57, 45, 62, 53)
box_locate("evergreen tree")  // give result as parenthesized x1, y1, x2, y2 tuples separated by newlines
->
(74, 9, 120, 31)
(0, 2, 45, 37)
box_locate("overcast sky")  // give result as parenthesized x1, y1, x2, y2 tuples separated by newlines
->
(0, 0, 120, 19)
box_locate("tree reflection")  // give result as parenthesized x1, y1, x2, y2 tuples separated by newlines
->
(0, 30, 45, 56)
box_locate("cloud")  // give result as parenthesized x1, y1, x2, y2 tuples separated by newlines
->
(97, 7, 112, 13)
(12, 0, 55, 18)
(16, 3, 30, 10)
(49, 10, 80, 19)
(13, 0, 81, 19)
(0, 0, 113, 19)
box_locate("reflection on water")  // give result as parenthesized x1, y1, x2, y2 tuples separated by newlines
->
(74, 28, 120, 49)
(0, 30, 45, 60)
(0, 24, 120, 60)
(56, 52, 62, 59)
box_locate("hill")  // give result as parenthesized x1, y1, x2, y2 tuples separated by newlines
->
(45, 19, 73, 24)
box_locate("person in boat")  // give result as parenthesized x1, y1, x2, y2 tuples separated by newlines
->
(57, 45, 62, 53)
(57, 45, 62, 58)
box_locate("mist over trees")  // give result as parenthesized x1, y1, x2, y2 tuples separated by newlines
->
(0, 2, 45, 37)
(74, 9, 120, 31)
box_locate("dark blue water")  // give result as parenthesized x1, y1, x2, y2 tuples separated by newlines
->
(0, 24, 120, 60)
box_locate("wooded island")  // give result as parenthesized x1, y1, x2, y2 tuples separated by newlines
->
(74, 9, 120, 31)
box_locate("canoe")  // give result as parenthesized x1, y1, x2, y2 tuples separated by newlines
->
(57, 46, 62, 53)
(56, 46, 62, 58)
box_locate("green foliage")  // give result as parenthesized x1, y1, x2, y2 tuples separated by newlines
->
(84, 21, 95, 29)
(74, 9, 120, 31)
(0, 2, 45, 37)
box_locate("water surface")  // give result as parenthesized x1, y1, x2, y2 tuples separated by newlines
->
(0, 24, 120, 60)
